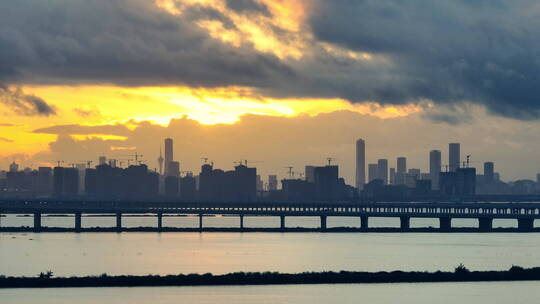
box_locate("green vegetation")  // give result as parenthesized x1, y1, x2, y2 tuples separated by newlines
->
(2, 266, 540, 288)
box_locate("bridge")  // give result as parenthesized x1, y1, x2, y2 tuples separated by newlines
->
(1, 199, 540, 232)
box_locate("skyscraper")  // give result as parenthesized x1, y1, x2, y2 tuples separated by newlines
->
(355, 139, 366, 190)
(395, 156, 406, 184)
(157, 148, 164, 175)
(397, 157, 406, 174)
(368, 164, 378, 182)
(449, 143, 460, 172)
(429, 150, 441, 190)
(268, 175, 278, 191)
(484, 162, 494, 182)
(377, 159, 388, 184)
(164, 138, 173, 176)
(305, 166, 316, 183)
(167, 161, 180, 177)
(9, 161, 18, 172)
(389, 168, 396, 185)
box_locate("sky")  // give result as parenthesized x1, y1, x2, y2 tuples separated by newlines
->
(1, 0, 540, 184)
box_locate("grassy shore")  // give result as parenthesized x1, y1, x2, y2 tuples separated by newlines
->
(1, 265, 540, 288)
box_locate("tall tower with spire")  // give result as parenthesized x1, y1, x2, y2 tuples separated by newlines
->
(158, 147, 164, 175)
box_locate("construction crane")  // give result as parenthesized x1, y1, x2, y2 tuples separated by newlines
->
(294, 172, 305, 179)
(285, 166, 294, 179)
(79, 160, 93, 169)
(180, 171, 194, 177)
(326, 157, 336, 166)
(117, 153, 144, 164)
(233, 159, 263, 167)
(52, 160, 64, 167)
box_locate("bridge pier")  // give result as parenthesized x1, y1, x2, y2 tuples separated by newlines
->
(33, 212, 42, 232)
(320, 215, 327, 231)
(439, 217, 451, 231)
(518, 218, 534, 231)
(478, 218, 493, 232)
(280, 215, 285, 231)
(360, 216, 369, 230)
(199, 214, 203, 231)
(75, 212, 82, 232)
(400, 216, 410, 230)
(240, 215, 244, 230)
(157, 213, 163, 230)
(116, 213, 122, 232)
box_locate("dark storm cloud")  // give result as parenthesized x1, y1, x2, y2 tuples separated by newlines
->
(2, 0, 540, 120)
(0, 86, 56, 116)
(308, 0, 540, 119)
(0, 0, 294, 88)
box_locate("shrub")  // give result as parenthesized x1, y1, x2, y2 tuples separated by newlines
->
(454, 264, 470, 274)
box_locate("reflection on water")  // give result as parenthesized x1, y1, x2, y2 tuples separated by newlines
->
(2, 281, 540, 304)
(2, 229, 540, 277)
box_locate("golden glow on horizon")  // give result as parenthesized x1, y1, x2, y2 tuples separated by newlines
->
(70, 134, 129, 141)
(19, 85, 421, 126)
(0, 84, 423, 159)
(0, 1, 408, 161)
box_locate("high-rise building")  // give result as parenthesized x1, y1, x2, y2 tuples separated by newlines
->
(167, 161, 180, 177)
(76, 163, 86, 194)
(397, 157, 406, 174)
(314, 165, 339, 201)
(164, 138, 173, 176)
(268, 175, 278, 191)
(99, 156, 107, 166)
(165, 176, 179, 198)
(389, 168, 396, 185)
(36, 167, 53, 196)
(157, 148, 164, 175)
(9, 161, 19, 172)
(355, 139, 365, 190)
(449, 143, 460, 172)
(256, 175, 263, 191)
(377, 159, 388, 184)
(484, 162, 494, 182)
(305, 166, 316, 183)
(368, 164, 378, 182)
(395, 156, 407, 185)
(429, 150, 441, 190)
(406, 168, 421, 188)
(180, 173, 197, 201)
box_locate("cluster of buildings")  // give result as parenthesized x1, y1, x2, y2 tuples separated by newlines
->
(1, 138, 540, 201)
(355, 139, 506, 199)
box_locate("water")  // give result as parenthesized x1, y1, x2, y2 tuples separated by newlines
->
(2, 215, 540, 303)
(2, 229, 540, 277)
(2, 282, 540, 304)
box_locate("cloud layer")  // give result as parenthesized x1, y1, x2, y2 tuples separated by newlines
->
(1, 0, 540, 119)
(0, 86, 56, 116)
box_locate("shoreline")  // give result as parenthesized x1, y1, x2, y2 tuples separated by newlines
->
(1, 267, 539, 288)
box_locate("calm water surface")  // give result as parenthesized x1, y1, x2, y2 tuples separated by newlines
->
(1, 226, 540, 276)
(2, 281, 540, 304)
(2, 215, 540, 303)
